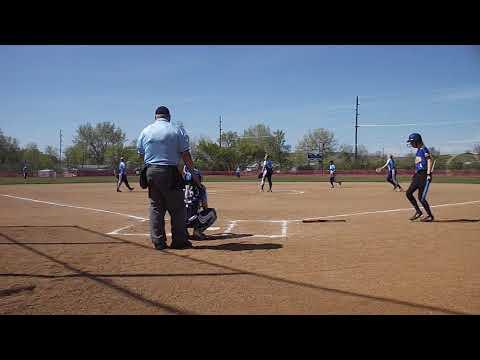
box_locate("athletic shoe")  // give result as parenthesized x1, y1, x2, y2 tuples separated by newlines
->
(129, 187, 134, 191)
(170, 240, 194, 249)
(117, 189, 122, 192)
(153, 242, 168, 250)
(268, 189, 272, 192)
(409, 212, 423, 221)
(420, 215, 434, 222)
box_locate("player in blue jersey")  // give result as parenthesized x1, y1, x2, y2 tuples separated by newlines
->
(328, 160, 342, 188)
(405, 133, 434, 222)
(183, 166, 217, 240)
(22, 160, 28, 184)
(260, 154, 274, 192)
(116, 157, 134, 192)
(376, 155, 403, 191)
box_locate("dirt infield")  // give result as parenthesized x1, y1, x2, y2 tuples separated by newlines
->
(1, 181, 479, 314)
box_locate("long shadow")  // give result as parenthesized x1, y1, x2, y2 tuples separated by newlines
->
(0, 272, 245, 279)
(0, 242, 125, 245)
(0, 225, 75, 228)
(77, 226, 470, 315)
(0, 231, 194, 315)
(0, 285, 36, 297)
(194, 233, 253, 241)
(433, 219, 480, 223)
(194, 243, 282, 251)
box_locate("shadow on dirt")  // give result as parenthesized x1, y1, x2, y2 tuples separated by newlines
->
(192, 233, 253, 241)
(433, 219, 480, 223)
(0, 285, 36, 297)
(193, 243, 282, 251)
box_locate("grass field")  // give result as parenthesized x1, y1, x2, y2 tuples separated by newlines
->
(2, 175, 480, 185)
(1, 181, 479, 314)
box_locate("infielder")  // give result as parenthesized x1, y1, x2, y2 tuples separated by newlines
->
(376, 155, 403, 191)
(405, 133, 434, 222)
(116, 157, 134, 192)
(259, 155, 273, 192)
(328, 160, 342, 188)
(22, 160, 28, 183)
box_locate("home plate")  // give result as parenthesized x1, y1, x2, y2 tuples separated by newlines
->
(206, 227, 220, 231)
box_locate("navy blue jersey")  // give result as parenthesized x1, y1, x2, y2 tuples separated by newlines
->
(329, 163, 336, 174)
(415, 146, 430, 172)
(387, 158, 396, 172)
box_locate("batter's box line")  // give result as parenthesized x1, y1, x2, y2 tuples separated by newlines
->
(223, 220, 289, 239)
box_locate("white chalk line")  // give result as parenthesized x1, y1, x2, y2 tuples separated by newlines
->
(3, 193, 478, 239)
(299, 200, 480, 222)
(208, 189, 305, 195)
(0, 194, 147, 221)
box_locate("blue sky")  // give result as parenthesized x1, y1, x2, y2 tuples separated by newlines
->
(1, 45, 479, 156)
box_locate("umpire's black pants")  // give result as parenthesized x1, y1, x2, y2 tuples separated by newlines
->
(147, 166, 188, 247)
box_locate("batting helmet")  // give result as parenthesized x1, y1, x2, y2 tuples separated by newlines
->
(407, 133, 423, 147)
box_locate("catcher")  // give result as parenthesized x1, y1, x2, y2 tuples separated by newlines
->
(182, 166, 217, 240)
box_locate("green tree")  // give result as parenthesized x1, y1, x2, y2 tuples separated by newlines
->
(73, 122, 126, 165)
(65, 144, 88, 168)
(296, 128, 337, 156)
(220, 131, 239, 148)
(0, 129, 21, 170)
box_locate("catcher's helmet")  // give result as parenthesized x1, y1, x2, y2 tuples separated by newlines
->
(407, 133, 423, 147)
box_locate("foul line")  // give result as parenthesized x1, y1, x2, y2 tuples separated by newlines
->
(0, 194, 147, 221)
(300, 200, 480, 222)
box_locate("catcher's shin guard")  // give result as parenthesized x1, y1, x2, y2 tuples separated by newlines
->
(194, 208, 217, 232)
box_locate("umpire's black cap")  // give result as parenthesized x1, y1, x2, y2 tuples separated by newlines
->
(155, 106, 170, 116)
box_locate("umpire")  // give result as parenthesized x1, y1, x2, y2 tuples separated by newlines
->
(137, 106, 198, 250)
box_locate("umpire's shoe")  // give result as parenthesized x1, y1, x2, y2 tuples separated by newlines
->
(153, 242, 168, 250)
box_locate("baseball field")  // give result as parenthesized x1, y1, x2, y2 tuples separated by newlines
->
(1, 180, 479, 314)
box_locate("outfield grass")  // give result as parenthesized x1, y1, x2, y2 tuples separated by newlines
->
(1, 175, 480, 185)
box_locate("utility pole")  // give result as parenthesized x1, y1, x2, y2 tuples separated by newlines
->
(355, 96, 359, 161)
(59, 129, 63, 169)
(219, 116, 222, 148)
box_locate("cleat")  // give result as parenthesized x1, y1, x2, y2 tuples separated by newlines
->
(420, 215, 434, 222)
(409, 212, 423, 221)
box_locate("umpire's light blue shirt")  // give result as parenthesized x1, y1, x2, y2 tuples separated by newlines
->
(137, 118, 190, 166)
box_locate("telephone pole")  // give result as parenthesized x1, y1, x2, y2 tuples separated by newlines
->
(219, 116, 223, 148)
(59, 129, 63, 169)
(355, 96, 359, 161)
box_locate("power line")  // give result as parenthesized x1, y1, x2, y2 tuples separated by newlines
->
(359, 120, 480, 127)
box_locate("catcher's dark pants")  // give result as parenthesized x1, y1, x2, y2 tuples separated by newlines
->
(147, 166, 188, 248)
(406, 170, 433, 217)
(117, 174, 133, 190)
